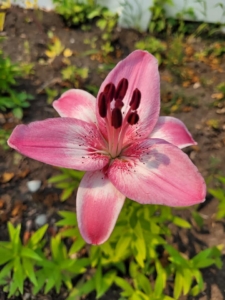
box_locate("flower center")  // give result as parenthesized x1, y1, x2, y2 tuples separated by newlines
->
(98, 78, 141, 158)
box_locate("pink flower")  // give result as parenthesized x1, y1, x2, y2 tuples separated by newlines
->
(8, 50, 206, 245)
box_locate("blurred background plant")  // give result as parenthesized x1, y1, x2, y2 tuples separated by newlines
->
(53, 0, 118, 57)
(0, 41, 34, 119)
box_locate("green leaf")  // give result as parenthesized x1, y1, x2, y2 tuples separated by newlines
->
(90, 246, 101, 267)
(99, 241, 114, 257)
(94, 265, 103, 298)
(134, 237, 146, 268)
(100, 270, 116, 297)
(114, 276, 134, 297)
(136, 273, 152, 295)
(154, 260, 166, 297)
(33, 270, 46, 295)
(22, 258, 37, 286)
(192, 211, 204, 228)
(131, 290, 149, 300)
(21, 247, 43, 261)
(60, 227, 79, 238)
(216, 175, 225, 184)
(76, 277, 95, 297)
(68, 258, 90, 274)
(48, 173, 70, 183)
(14, 257, 24, 294)
(192, 248, 215, 268)
(44, 273, 57, 294)
(115, 234, 131, 259)
(51, 235, 66, 261)
(0, 246, 13, 265)
(57, 211, 77, 226)
(60, 186, 76, 201)
(69, 237, 86, 255)
(7, 222, 21, 254)
(164, 245, 190, 267)
(173, 216, 191, 228)
(0, 260, 14, 279)
(182, 268, 192, 295)
(7, 222, 16, 243)
(192, 269, 204, 290)
(12, 107, 23, 119)
(192, 258, 215, 268)
(208, 188, 225, 201)
(59, 258, 74, 269)
(174, 271, 183, 299)
(8, 278, 19, 297)
(28, 224, 48, 247)
(129, 261, 138, 278)
(129, 207, 138, 228)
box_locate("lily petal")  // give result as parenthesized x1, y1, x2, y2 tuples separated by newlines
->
(150, 116, 196, 148)
(53, 89, 96, 123)
(77, 171, 125, 245)
(97, 50, 160, 142)
(108, 139, 206, 207)
(8, 118, 109, 171)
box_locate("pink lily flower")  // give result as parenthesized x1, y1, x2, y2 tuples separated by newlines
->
(8, 50, 206, 245)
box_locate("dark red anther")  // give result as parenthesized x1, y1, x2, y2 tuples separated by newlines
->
(115, 99, 124, 109)
(104, 83, 115, 102)
(98, 93, 107, 118)
(129, 88, 141, 110)
(115, 78, 128, 101)
(111, 108, 123, 129)
(127, 112, 139, 125)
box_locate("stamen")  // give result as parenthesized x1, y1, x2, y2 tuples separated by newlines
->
(127, 112, 139, 125)
(98, 93, 107, 118)
(129, 88, 141, 110)
(115, 99, 124, 109)
(104, 83, 115, 102)
(115, 78, 128, 101)
(111, 108, 123, 129)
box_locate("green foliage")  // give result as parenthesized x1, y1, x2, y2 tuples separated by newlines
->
(217, 82, 225, 95)
(0, 221, 89, 297)
(135, 37, 166, 64)
(53, 0, 118, 56)
(149, 0, 173, 34)
(95, 9, 118, 56)
(61, 65, 89, 88)
(0, 199, 222, 299)
(209, 175, 225, 219)
(63, 201, 222, 300)
(135, 35, 185, 69)
(0, 48, 34, 119)
(53, 0, 100, 27)
(149, 0, 224, 36)
(0, 223, 47, 297)
(46, 168, 223, 299)
(48, 168, 85, 201)
(0, 128, 11, 150)
(45, 87, 59, 105)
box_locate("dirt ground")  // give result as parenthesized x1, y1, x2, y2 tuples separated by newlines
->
(0, 6, 225, 300)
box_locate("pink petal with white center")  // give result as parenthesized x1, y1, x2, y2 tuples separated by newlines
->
(96, 50, 160, 142)
(77, 171, 125, 245)
(108, 139, 206, 207)
(8, 118, 109, 171)
(53, 89, 96, 123)
(150, 116, 196, 148)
